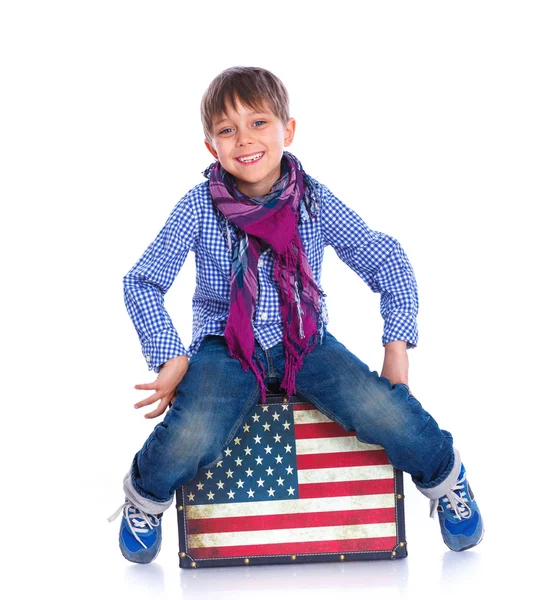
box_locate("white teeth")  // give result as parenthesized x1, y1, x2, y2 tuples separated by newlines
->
(238, 152, 263, 163)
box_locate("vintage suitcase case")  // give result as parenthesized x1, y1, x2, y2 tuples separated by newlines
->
(176, 388, 408, 568)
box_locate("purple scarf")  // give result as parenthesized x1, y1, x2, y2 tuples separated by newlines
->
(205, 151, 324, 404)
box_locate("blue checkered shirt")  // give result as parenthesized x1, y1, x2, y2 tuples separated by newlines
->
(124, 176, 419, 372)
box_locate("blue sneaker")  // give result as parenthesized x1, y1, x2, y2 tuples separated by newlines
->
(430, 464, 484, 551)
(108, 499, 163, 563)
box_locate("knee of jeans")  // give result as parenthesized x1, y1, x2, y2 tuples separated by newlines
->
(350, 377, 413, 440)
(150, 410, 219, 469)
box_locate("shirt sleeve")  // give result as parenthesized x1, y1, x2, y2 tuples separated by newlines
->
(319, 184, 419, 349)
(123, 193, 199, 371)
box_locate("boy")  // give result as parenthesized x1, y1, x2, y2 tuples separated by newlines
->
(108, 66, 484, 563)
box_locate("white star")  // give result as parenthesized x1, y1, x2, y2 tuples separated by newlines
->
(236, 479, 245, 488)
(256, 477, 265, 487)
(245, 467, 254, 477)
(264, 444, 273, 454)
(226, 468, 234, 478)
(284, 443, 293, 453)
(262, 405, 270, 412)
(227, 489, 235, 499)
(247, 489, 255, 498)
(207, 491, 215, 500)
(206, 470, 213, 479)
(263, 422, 271, 432)
(216, 460, 223, 468)
(272, 412, 280, 421)
(234, 457, 243, 466)
(273, 433, 282, 443)
(216, 480, 225, 489)
(233, 437, 242, 445)
(282, 405, 289, 411)
(276, 476, 285, 486)
(244, 446, 252, 455)
(253, 434, 262, 444)
(224, 447, 232, 456)
(188, 492, 195, 501)
(285, 465, 294, 475)
(255, 455, 263, 465)
(275, 454, 283, 464)
(287, 486, 295, 496)
(283, 421, 291, 430)
(243, 423, 251, 433)
(252, 414, 260, 423)
(267, 487, 276, 497)
(266, 466, 274, 476)
(196, 481, 204, 490)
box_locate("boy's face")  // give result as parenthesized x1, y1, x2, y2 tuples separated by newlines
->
(204, 96, 296, 197)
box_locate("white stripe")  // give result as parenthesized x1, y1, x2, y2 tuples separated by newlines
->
(185, 493, 394, 520)
(296, 436, 384, 454)
(188, 522, 397, 548)
(298, 464, 394, 484)
(293, 408, 334, 425)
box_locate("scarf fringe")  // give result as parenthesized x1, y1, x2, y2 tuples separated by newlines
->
(273, 229, 322, 398)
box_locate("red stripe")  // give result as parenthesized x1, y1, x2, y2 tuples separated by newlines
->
(297, 449, 390, 470)
(292, 403, 315, 411)
(294, 422, 355, 439)
(187, 507, 395, 534)
(188, 536, 397, 559)
(298, 478, 394, 498)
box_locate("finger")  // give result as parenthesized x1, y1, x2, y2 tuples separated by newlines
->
(144, 400, 169, 420)
(134, 382, 158, 390)
(134, 393, 161, 409)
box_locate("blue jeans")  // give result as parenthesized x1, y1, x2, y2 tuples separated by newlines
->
(123, 330, 456, 514)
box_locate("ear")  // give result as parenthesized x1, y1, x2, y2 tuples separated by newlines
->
(204, 138, 219, 160)
(283, 117, 296, 147)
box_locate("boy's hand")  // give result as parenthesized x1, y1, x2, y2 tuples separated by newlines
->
(381, 341, 413, 395)
(133, 355, 189, 419)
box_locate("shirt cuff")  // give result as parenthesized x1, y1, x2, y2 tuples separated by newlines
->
(141, 328, 188, 372)
(382, 313, 419, 349)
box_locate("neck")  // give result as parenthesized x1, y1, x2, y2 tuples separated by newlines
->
(235, 163, 282, 197)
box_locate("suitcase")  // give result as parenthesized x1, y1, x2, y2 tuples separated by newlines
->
(176, 387, 408, 568)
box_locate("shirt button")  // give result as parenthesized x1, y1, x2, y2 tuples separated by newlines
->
(261, 312, 267, 320)
(145, 354, 151, 361)
(258, 260, 264, 267)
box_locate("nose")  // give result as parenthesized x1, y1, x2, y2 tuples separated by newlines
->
(236, 127, 254, 147)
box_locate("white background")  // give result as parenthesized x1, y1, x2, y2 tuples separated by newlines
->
(1, 1, 534, 598)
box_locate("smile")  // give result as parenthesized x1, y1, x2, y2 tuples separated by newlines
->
(235, 152, 265, 165)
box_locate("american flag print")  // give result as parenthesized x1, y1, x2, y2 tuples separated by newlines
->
(179, 401, 402, 561)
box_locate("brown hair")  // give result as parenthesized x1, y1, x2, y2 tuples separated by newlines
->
(200, 66, 290, 143)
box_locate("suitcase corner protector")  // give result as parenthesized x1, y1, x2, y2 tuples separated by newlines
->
(391, 540, 408, 559)
(178, 551, 196, 568)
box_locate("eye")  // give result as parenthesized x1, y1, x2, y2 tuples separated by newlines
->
(218, 120, 266, 135)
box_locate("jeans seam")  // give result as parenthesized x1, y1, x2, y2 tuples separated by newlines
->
(265, 348, 274, 377)
(295, 386, 354, 432)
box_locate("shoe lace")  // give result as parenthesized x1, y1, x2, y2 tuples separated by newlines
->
(107, 501, 160, 550)
(429, 473, 472, 520)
